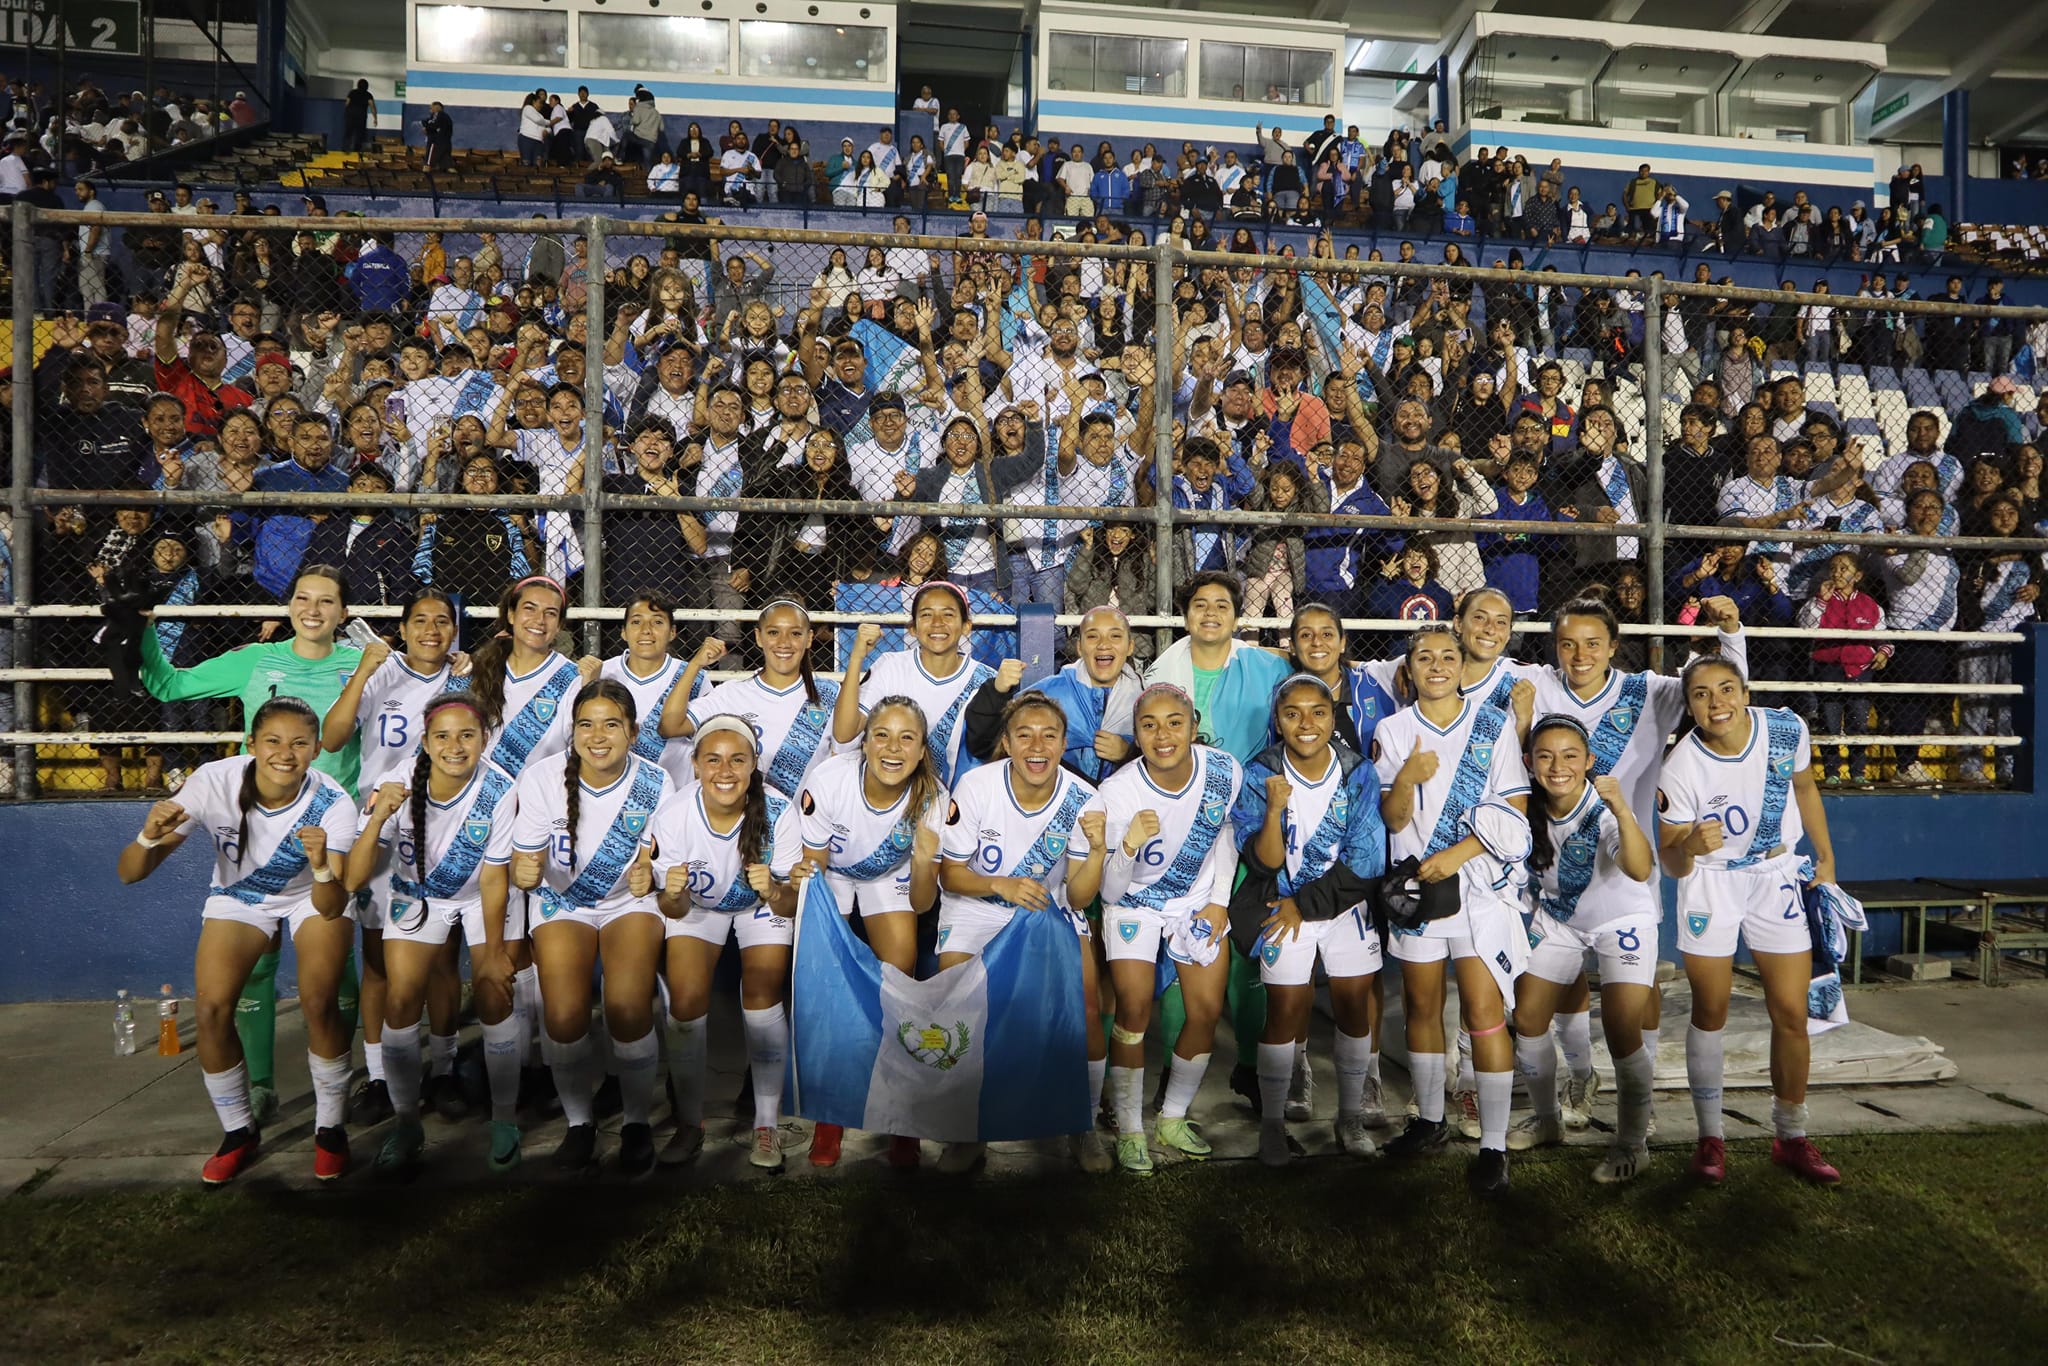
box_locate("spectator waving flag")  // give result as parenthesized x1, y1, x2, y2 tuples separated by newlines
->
(852, 318, 925, 396)
(786, 876, 1091, 1143)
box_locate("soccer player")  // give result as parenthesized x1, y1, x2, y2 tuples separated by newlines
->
(661, 600, 843, 800)
(964, 604, 1142, 785)
(837, 583, 1008, 790)
(597, 593, 709, 786)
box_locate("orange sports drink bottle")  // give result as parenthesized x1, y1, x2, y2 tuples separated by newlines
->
(157, 985, 181, 1056)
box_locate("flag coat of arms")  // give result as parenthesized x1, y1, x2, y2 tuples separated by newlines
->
(786, 878, 1091, 1143)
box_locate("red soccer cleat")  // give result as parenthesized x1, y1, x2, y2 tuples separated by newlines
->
(888, 1135, 923, 1169)
(1690, 1136, 1726, 1185)
(1771, 1137, 1842, 1186)
(313, 1125, 351, 1183)
(809, 1121, 844, 1168)
(201, 1128, 260, 1187)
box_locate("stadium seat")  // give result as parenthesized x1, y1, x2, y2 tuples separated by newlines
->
(1879, 408, 1910, 455)
(1867, 365, 1902, 392)
(1839, 374, 1876, 422)
(1904, 370, 1942, 409)
(1934, 372, 1971, 412)
(1804, 370, 1836, 404)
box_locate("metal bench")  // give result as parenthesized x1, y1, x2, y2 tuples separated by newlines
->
(1836, 879, 1970, 983)
(1920, 878, 2048, 986)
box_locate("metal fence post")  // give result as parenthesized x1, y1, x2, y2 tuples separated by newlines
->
(1150, 235, 1178, 652)
(10, 205, 37, 798)
(580, 215, 607, 655)
(1642, 277, 1667, 672)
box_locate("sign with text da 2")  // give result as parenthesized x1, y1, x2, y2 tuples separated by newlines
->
(5, 0, 145, 58)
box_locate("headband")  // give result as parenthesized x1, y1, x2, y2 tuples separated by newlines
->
(423, 694, 483, 727)
(1528, 713, 1591, 745)
(1135, 682, 1195, 717)
(694, 713, 760, 755)
(1273, 672, 1337, 704)
(911, 580, 971, 624)
(757, 598, 810, 625)
(510, 573, 565, 602)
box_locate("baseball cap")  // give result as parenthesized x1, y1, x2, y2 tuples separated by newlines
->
(1714, 188, 1732, 200)
(85, 301, 125, 326)
(1990, 375, 2017, 395)
(867, 391, 907, 415)
(254, 353, 292, 372)
(1222, 369, 1255, 390)
(302, 192, 327, 210)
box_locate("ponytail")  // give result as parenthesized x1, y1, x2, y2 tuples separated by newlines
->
(562, 747, 582, 873)
(237, 695, 321, 866)
(737, 769, 772, 867)
(233, 761, 259, 869)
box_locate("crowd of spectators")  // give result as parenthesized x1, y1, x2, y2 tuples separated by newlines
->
(1, 74, 252, 182)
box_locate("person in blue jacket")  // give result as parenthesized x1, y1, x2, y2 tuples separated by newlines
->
(1089, 151, 1131, 217)
(963, 604, 1142, 785)
(348, 232, 414, 314)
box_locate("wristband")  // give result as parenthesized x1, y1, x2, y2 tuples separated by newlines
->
(311, 866, 336, 884)
(134, 831, 166, 849)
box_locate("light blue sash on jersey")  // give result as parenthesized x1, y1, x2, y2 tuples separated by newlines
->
(491, 661, 579, 774)
(1423, 704, 1511, 858)
(629, 663, 691, 763)
(707, 791, 790, 912)
(926, 660, 996, 786)
(390, 767, 515, 904)
(1279, 777, 1353, 899)
(1342, 663, 1397, 752)
(990, 778, 1093, 911)
(1730, 709, 1804, 869)
(1587, 671, 1650, 776)
(535, 759, 666, 920)
(1540, 795, 1607, 924)
(1122, 753, 1235, 912)
(765, 681, 839, 797)
(1468, 666, 1517, 714)
(211, 783, 345, 905)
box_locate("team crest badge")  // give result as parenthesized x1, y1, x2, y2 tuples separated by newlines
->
(1331, 791, 1350, 820)
(1607, 705, 1637, 735)
(1772, 753, 1795, 778)
(898, 1021, 972, 1070)
(464, 819, 492, 845)
(621, 809, 649, 837)
(1260, 940, 1282, 966)
(887, 826, 913, 852)
(1472, 743, 1494, 770)
(1687, 911, 1711, 937)
(1564, 830, 1600, 865)
(1044, 834, 1068, 859)
(802, 705, 828, 726)
(936, 926, 951, 948)
(485, 533, 504, 552)
(1202, 797, 1227, 825)
(1527, 927, 1543, 949)
(1117, 919, 1140, 943)
(533, 698, 557, 722)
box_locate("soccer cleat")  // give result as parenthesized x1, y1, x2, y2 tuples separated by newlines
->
(201, 1127, 259, 1187)
(249, 1084, 280, 1127)
(1070, 1130, 1112, 1174)
(660, 1123, 705, 1167)
(1592, 1144, 1646, 1185)
(1384, 1116, 1449, 1159)
(937, 1141, 986, 1175)
(1155, 1116, 1211, 1159)
(424, 1072, 471, 1122)
(487, 1121, 522, 1173)
(346, 1078, 394, 1127)
(552, 1123, 600, 1175)
(1506, 1112, 1565, 1152)
(1561, 1070, 1599, 1130)
(1115, 1132, 1154, 1175)
(1690, 1136, 1727, 1185)
(1358, 1074, 1388, 1128)
(888, 1135, 923, 1169)
(1467, 1147, 1510, 1197)
(1258, 1120, 1293, 1168)
(1770, 1137, 1842, 1187)
(373, 1118, 424, 1180)
(313, 1125, 350, 1183)
(1335, 1114, 1379, 1159)
(1453, 1086, 1481, 1140)
(809, 1122, 844, 1168)
(1285, 1048, 1314, 1123)
(1229, 1063, 1262, 1116)
(749, 1126, 785, 1172)
(616, 1122, 657, 1181)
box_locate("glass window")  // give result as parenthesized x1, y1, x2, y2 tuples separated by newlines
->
(1046, 32, 1185, 97)
(415, 5, 566, 68)
(738, 21, 886, 83)
(580, 15, 728, 76)
(1200, 43, 1332, 105)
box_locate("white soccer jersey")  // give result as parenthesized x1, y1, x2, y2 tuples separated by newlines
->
(364, 761, 519, 908)
(1001, 451, 1135, 573)
(350, 655, 460, 798)
(857, 648, 997, 787)
(1097, 747, 1243, 918)
(1657, 707, 1811, 870)
(1529, 783, 1654, 929)
(1271, 752, 1349, 889)
(687, 673, 844, 799)
(797, 751, 947, 907)
(940, 761, 1102, 916)
(600, 654, 701, 787)
(506, 752, 672, 917)
(1371, 700, 1531, 865)
(1459, 655, 1540, 714)
(485, 653, 582, 777)
(172, 757, 359, 909)
(648, 781, 801, 914)
(511, 426, 587, 497)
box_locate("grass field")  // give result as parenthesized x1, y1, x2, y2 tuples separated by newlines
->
(5, 1129, 2043, 1364)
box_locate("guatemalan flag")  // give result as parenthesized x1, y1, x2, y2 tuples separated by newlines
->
(786, 878, 1092, 1143)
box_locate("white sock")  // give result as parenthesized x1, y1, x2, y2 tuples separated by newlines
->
(1293, 1037, 1309, 1073)
(1477, 1069, 1512, 1152)
(1454, 1028, 1475, 1091)
(512, 964, 541, 1066)
(429, 1032, 458, 1078)
(309, 1051, 352, 1131)
(1514, 1031, 1561, 1119)
(664, 1014, 708, 1127)
(1555, 1009, 1593, 1079)
(1334, 1030, 1372, 1118)
(1368, 1050, 1382, 1085)
(551, 1031, 600, 1127)
(363, 1040, 385, 1084)
(1256, 1041, 1292, 1120)
(1411, 1050, 1447, 1123)
(1161, 1051, 1210, 1120)
(613, 1030, 658, 1125)
(1686, 1025, 1726, 1140)
(1771, 1096, 1808, 1140)
(1614, 1045, 1654, 1151)
(202, 1062, 254, 1133)
(1642, 1024, 1662, 1070)
(382, 1022, 424, 1119)
(481, 1016, 522, 1124)
(1087, 1056, 1107, 1113)
(742, 1005, 788, 1129)
(1110, 1064, 1144, 1136)
(590, 1007, 615, 1075)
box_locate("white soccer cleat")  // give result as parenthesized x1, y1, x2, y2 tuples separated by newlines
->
(1285, 1046, 1313, 1123)
(1561, 1070, 1599, 1130)
(1335, 1113, 1379, 1159)
(1506, 1112, 1564, 1151)
(1453, 1086, 1481, 1140)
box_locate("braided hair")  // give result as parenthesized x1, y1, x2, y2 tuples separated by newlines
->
(561, 678, 639, 875)
(400, 690, 484, 932)
(234, 696, 322, 866)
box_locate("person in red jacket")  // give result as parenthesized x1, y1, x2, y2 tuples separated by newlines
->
(1798, 552, 1891, 786)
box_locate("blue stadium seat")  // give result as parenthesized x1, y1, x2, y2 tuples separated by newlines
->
(1809, 400, 1839, 420)
(1934, 371, 1971, 411)
(1904, 370, 1941, 408)
(1836, 364, 1865, 379)
(1562, 347, 1593, 369)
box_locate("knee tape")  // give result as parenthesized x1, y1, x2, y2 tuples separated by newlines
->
(1110, 1023, 1147, 1046)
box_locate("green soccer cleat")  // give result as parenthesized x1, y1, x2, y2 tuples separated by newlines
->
(373, 1118, 424, 1180)
(488, 1121, 522, 1173)
(1115, 1132, 1154, 1175)
(1155, 1116, 1212, 1159)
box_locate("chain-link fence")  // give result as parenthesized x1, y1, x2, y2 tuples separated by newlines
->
(5, 205, 2045, 794)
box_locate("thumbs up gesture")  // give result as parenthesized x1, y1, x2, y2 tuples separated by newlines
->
(627, 843, 655, 898)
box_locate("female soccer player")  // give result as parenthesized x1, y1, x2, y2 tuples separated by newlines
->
(836, 583, 1003, 788)
(938, 693, 1111, 1175)
(503, 679, 673, 1179)
(1233, 674, 1386, 1165)
(796, 696, 947, 1168)
(598, 593, 708, 786)
(1286, 603, 1402, 758)
(1659, 656, 1842, 1187)
(116, 697, 361, 1186)
(1374, 625, 1531, 1196)
(649, 715, 801, 1172)
(661, 600, 842, 800)
(344, 691, 524, 1176)
(1511, 715, 1657, 1182)
(138, 563, 364, 1125)
(1097, 684, 1244, 1176)
(964, 604, 1141, 785)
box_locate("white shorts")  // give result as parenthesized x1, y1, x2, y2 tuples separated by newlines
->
(1524, 909, 1659, 989)
(1102, 904, 1221, 966)
(528, 895, 661, 935)
(1678, 857, 1812, 958)
(383, 893, 525, 948)
(1257, 907, 1382, 986)
(665, 902, 794, 950)
(823, 868, 915, 919)
(938, 900, 1088, 958)
(202, 893, 351, 939)
(1387, 903, 1482, 965)
(354, 882, 388, 932)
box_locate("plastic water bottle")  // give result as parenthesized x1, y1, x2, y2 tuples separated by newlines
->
(114, 990, 137, 1056)
(157, 984, 182, 1056)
